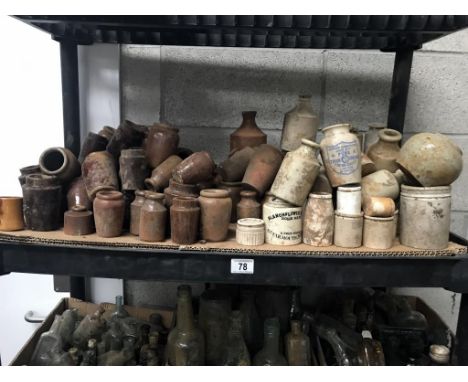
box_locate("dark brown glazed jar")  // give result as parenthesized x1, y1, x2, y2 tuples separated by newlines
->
(163, 179, 199, 207)
(39, 147, 81, 183)
(98, 126, 116, 141)
(119, 148, 149, 191)
(230, 111, 267, 152)
(145, 123, 180, 168)
(237, 190, 261, 219)
(18, 165, 41, 186)
(139, 192, 167, 242)
(93, 191, 125, 238)
(172, 151, 216, 185)
(219, 181, 243, 223)
(78, 132, 108, 163)
(22, 174, 62, 231)
(66, 177, 92, 210)
(145, 155, 183, 191)
(106, 120, 147, 161)
(64, 205, 94, 236)
(218, 146, 256, 182)
(130, 190, 146, 236)
(199, 189, 232, 242)
(170, 197, 200, 244)
(82, 151, 119, 199)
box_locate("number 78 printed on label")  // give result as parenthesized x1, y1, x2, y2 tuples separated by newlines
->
(230, 259, 254, 274)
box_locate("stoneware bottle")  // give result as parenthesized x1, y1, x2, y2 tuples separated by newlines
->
(82, 151, 119, 199)
(320, 123, 361, 187)
(167, 285, 205, 366)
(0, 196, 24, 231)
(172, 151, 215, 185)
(64, 205, 94, 236)
(139, 192, 167, 242)
(367, 128, 402, 173)
(145, 123, 180, 168)
(170, 196, 200, 245)
(199, 189, 232, 242)
(163, 179, 199, 208)
(271, 138, 321, 206)
(223, 311, 251, 366)
(144, 155, 182, 191)
(119, 148, 149, 191)
(337, 185, 362, 216)
(303, 192, 334, 247)
(219, 181, 243, 223)
(285, 320, 311, 366)
(236, 218, 265, 246)
(66, 177, 92, 210)
(280, 95, 319, 152)
(78, 132, 108, 164)
(362, 196, 395, 218)
(93, 190, 125, 238)
(263, 197, 302, 245)
(129, 190, 146, 236)
(253, 317, 288, 366)
(218, 146, 256, 182)
(230, 111, 267, 152)
(361, 169, 401, 200)
(365, 122, 386, 152)
(22, 174, 62, 231)
(363, 215, 395, 250)
(237, 190, 261, 220)
(18, 164, 41, 186)
(334, 212, 364, 248)
(39, 147, 81, 183)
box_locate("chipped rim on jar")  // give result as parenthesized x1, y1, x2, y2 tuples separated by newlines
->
(25, 173, 59, 187)
(145, 191, 165, 201)
(39, 147, 71, 176)
(200, 189, 230, 198)
(321, 123, 352, 134)
(337, 184, 362, 192)
(400, 185, 451, 198)
(95, 190, 123, 200)
(237, 218, 265, 229)
(378, 128, 402, 143)
(300, 138, 320, 149)
(308, 192, 332, 199)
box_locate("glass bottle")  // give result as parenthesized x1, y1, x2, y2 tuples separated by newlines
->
(111, 295, 129, 322)
(285, 320, 311, 366)
(140, 331, 160, 366)
(68, 347, 81, 366)
(81, 338, 98, 366)
(253, 317, 288, 366)
(239, 289, 263, 354)
(167, 285, 205, 365)
(358, 330, 385, 366)
(223, 311, 251, 366)
(429, 344, 450, 366)
(289, 288, 303, 321)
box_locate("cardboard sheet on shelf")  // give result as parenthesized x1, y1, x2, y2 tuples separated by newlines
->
(1, 226, 466, 258)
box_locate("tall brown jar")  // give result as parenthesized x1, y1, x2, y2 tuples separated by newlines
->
(145, 155, 182, 191)
(67, 177, 92, 210)
(367, 128, 402, 173)
(139, 192, 167, 242)
(219, 181, 243, 223)
(93, 191, 125, 238)
(145, 123, 180, 168)
(119, 148, 149, 191)
(82, 151, 119, 199)
(172, 151, 215, 185)
(129, 190, 146, 236)
(237, 190, 261, 220)
(18, 165, 41, 186)
(199, 189, 232, 242)
(170, 197, 200, 244)
(39, 147, 81, 183)
(230, 111, 267, 152)
(78, 132, 108, 164)
(164, 179, 199, 207)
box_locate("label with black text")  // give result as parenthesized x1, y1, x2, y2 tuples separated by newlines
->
(230, 259, 254, 274)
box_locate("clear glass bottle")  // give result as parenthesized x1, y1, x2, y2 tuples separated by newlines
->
(253, 317, 288, 366)
(285, 320, 311, 366)
(223, 311, 251, 366)
(239, 289, 263, 354)
(140, 331, 160, 366)
(111, 295, 129, 321)
(81, 338, 98, 366)
(358, 330, 385, 366)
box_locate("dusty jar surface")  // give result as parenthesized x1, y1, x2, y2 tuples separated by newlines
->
(145, 123, 180, 168)
(199, 189, 232, 242)
(361, 169, 400, 200)
(139, 192, 167, 242)
(170, 196, 200, 245)
(367, 128, 402, 173)
(164, 179, 199, 207)
(263, 198, 302, 245)
(230, 111, 267, 152)
(119, 148, 149, 191)
(39, 147, 81, 183)
(336, 185, 362, 216)
(237, 190, 261, 220)
(82, 151, 119, 199)
(145, 155, 182, 191)
(219, 181, 243, 223)
(64, 205, 94, 236)
(303, 192, 334, 247)
(172, 151, 216, 185)
(93, 191, 125, 238)
(334, 211, 363, 248)
(236, 218, 265, 246)
(363, 215, 395, 250)
(129, 190, 146, 236)
(364, 122, 386, 152)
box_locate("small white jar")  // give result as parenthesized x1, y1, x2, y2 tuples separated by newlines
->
(236, 218, 265, 246)
(337, 185, 362, 215)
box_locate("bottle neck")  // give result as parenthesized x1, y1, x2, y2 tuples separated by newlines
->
(177, 295, 195, 331)
(296, 97, 313, 113)
(291, 321, 302, 335)
(263, 330, 280, 353)
(242, 112, 257, 126)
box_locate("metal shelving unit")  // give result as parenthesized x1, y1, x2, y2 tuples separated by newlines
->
(1, 15, 468, 365)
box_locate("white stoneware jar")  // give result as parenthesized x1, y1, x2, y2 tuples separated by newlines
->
(337, 185, 362, 215)
(263, 198, 302, 245)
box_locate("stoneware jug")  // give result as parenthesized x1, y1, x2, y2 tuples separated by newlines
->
(367, 128, 402, 173)
(230, 111, 267, 152)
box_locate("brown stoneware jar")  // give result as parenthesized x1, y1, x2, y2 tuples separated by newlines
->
(78, 132, 108, 164)
(164, 179, 199, 207)
(82, 151, 119, 199)
(218, 146, 256, 182)
(130, 190, 146, 236)
(367, 128, 402, 173)
(219, 181, 243, 223)
(119, 148, 149, 191)
(242, 144, 283, 196)
(361, 153, 377, 177)
(237, 190, 261, 220)
(67, 177, 92, 210)
(18, 165, 41, 186)
(39, 147, 81, 183)
(22, 174, 62, 231)
(93, 191, 125, 238)
(145, 123, 180, 168)
(98, 126, 116, 141)
(172, 151, 216, 185)
(139, 192, 167, 242)
(0, 196, 24, 231)
(145, 155, 183, 191)
(230, 111, 267, 152)
(64, 205, 94, 236)
(106, 120, 147, 161)
(170, 196, 200, 244)
(199, 189, 232, 242)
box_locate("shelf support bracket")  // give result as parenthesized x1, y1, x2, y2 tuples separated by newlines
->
(456, 293, 468, 365)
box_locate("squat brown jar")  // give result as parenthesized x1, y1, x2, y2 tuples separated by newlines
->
(139, 192, 167, 242)
(237, 190, 261, 220)
(170, 197, 200, 244)
(199, 189, 232, 242)
(93, 191, 125, 238)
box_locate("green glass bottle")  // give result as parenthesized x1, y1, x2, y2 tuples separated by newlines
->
(239, 289, 262, 354)
(81, 338, 98, 366)
(223, 311, 251, 366)
(140, 331, 160, 366)
(253, 317, 288, 366)
(285, 320, 311, 366)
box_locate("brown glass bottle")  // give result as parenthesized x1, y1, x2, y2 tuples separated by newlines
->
(167, 285, 205, 365)
(253, 317, 288, 366)
(170, 196, 200, 244)
(223, 311, 251, 366)
(139, 192, 167, 242)
(285, 320, 311, 366)
(230, 111, 267, 152)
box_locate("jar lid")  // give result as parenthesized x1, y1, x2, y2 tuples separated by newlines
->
(200, 189, 230, 198)
(237, 218, 265, 228)
(400, 185, 451, 198)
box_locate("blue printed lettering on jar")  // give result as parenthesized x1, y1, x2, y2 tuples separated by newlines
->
(325, 140, 360, 175)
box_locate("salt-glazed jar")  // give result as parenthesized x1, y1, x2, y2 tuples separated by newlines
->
(199, 189, 232, 242)
(361, 169, 403, 200)
(164, 179, 199, 208)
(367, 128, 402, 173)
(400, 185, 451, 249)
(337, 185, 362, 216)
(365, 122, 386, 152)
(362, 196, 395, 218)
(237, 190, 261, 220)
(78, 132, 108, 164)
(66, 177, 92, 210)
(361, 153, 377, 177)
(363, 215, 395, 249)
(263, 197, 302, 245)
(145, 123, 180, 168)
(236, 218, 265, 246)
(82, 151, 119, 199)
(230, 111, 267, 152)
(172, 151, 216, 185)
(119, 148, 149, 191)
(320, 123, 361, 187)
(334, 212, 363, 248)
(280, 95, 319, 152)
(93, 191, 125, 238)
(64, 205, 94, 236)
(170, 196, 200, 245)
(303, 192, 334, 247)
(18, 165, 41, 186)
(219, 181, 243, 223)
(39, 147, 81, 183)
(311, 167, 333, 194)
(271, 138, 321, 207)
(218, 146, 256, 182)
(139, 192, 167, 242)
(129, 190, 146, 236)
(144, 155, 182, 191)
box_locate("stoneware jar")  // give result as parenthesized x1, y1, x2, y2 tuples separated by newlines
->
(311, 167, 333, 194)
(242, 144, 283, 196)
(164, 179, 199, 207)
(98, 126, 116, 141)
(397, 133, 463, 187)
(199, 189, 232, 242)
(18, 165, 41, 186)
(64, 205, 94, 236)
(218, 146, 256, 182)
(139, 192, 167, 242)
(230, 111, 267, 152)
(361, 153, 377, 177)
(130, 190, 146, 236)
(78, 132, 108, 164)
(237, 190, 261, 220)
(263, 197, 302, 245)
(367, 128, 402, 173)
(106, 119, 147, 161)
(361, 169, 401, 200)
(145, 155, 183, 191)
(0, 196, 24, 231)
(400, 185, 451, 250)
(172, 151, 216, 185)
(280, 95, 319, 152)
(82, 151, 119, 199)
(66, 177, 92, 210)
(145, 123, 180, 168)
(364, 122, 386, 152)
(271, 139, 321, 207)
(170, 196, 200, 245)
(39, 147, 81, 183)
(337, 185, 362, 216)
(219, 181, 243, 223)
(236, 218, 265, 246)
(22, 174, 62, 231)
(119, 148, 149, 191)
(362, 196, 395, 218)
(363, 215, 395, 250)
(303, 193, 334, 247)
(320, 123, 361, 187)
(334, 212, 363, 248)
(93, 191, 125, 238)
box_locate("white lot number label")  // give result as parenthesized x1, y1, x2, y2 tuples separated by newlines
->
(231, 259, 254, 274)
